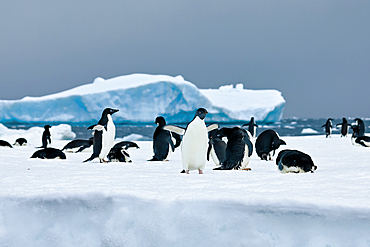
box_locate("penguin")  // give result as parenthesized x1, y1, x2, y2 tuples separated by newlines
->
(164, 108, 218, 174)
(352, 136, 370, 147)
(213, 127, 253, 170)
(207, 128, 227, 166)
(351, 118, 365, 137)
(351, 126, 370, 147)
(336, 118, 351, 137)
(255, 129, 286, 161)
(0, 140, 12, 148)
(13, 138, 27, 146)
(276, 149, 317, 173)
(148, 116, 182, 161)
(242, 117, 258, 138)
(31, 148, 66, 159)
(84, 108, 119, 163)
(108, 141, 140, 162)
(321, 118, 333, 138)
(62, 137, 93, 153)
(39, 125, 51, 148)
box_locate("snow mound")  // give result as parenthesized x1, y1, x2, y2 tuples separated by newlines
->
(0, 123, 75, 146)
(0, 195, 369, 247)
(0, 74, 285, 124)
(301, 128, 319, 134)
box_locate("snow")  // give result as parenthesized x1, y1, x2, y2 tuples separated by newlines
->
(0, 125, 370, 246)
(301, 128, 319, 134)
(0, 74, 285, 124)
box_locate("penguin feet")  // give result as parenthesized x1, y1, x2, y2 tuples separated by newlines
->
(99, 159, 109, 163)
(242, 168, 252, 171)
(198, 170, 203, 174)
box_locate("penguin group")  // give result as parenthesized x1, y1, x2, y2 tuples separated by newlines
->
(6, 106, 370, 175)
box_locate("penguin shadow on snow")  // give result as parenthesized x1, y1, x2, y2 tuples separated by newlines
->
(148, 116, 181, 162)
(164, 108, 218, 174)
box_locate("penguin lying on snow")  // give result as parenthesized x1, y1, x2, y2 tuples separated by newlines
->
(31, 148, 66, 159)
(321, 118, 333, 138)
(14, 138, 27, 146)
(276, 149, 317, 173)
(108, 141, 140, 162)
(255, 129, 286, 161)
(213, 127, 253, 171)
(84, 108, 119, 163)
(0, 140, 12, 148)
(62, 137, 93, 153)
(242, 117, 258, 138)
(39, 125, 52, 148)
(351, 125, 370, 147)
(336, 118, 351, 137)
(207, 129, 226, 166)
(164, 108, 218, 174)
(149, 116, 181, 161)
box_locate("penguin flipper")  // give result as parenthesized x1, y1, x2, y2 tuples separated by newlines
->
(163, 125, 185, 135)
(172, 133, 182, 149)
(244, 137, 253, 157)
(207, 124, 219, 132)
(87, 124, 104, 131)
(207, 142, 212, 161)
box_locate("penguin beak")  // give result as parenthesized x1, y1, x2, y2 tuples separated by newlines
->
(111, 109, 119, 114)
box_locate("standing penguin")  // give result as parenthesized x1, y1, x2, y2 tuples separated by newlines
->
(213, 127, 253, 170)
(149, 116, 181, 161)
(336, 118, 351, 137)
(351, 118, 365, 137)
(255, 129, 286, 161)
(321, 118, 333, 138)
(207, 129, 227, 166)
(39, 125, 51, 148)
(242, 117, 258, 138)
(84, 108, 119, 163)
(164, 108, 218, 174)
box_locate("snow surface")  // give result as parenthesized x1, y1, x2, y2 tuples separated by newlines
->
(0, 74, 285, 124)
(0, 125, 370, 246)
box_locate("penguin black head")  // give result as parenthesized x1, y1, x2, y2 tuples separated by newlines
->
(44, 125, 51, 129)
(155, 116, 166, 126)
(195, 108, 208, 120)
(103, 108, 119, 116)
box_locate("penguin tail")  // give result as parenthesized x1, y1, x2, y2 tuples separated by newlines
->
(83, 154, 98, 163)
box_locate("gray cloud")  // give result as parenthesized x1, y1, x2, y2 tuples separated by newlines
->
(0, 0, 369, 118)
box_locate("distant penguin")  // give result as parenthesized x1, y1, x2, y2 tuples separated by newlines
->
(242, 117, 258, 138)
(164, 108, 218, 174)
(148, 116, 181, 161)
(276, 149, 317, 173)
(321, 118, 333, 138)
(0, 140, 12, 148)
(31, 148, 66, 159)
(40, 125, 51, 148)
(62, 137, 93, 153)
(336, 118, 351, 137)
(351, 118, 365, 137)
(14, 138, 27, 146)
(213, 127, 253, 170)
(108, 141, 140, 162)
(84, 108, 119, 163)
(207, 129, 226, 166)
(255, 129, 286, 161)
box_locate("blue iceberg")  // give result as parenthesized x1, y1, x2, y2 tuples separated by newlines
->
(0, 74, 285, 124)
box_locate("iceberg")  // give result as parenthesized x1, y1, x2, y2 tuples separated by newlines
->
(0, 74, 285, 124)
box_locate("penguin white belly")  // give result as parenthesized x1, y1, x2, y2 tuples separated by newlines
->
(181, 118, 208, 171)
(278, 164, 305, 173)
(210, 147, 220, 166)
(99, 115, 116, 160)
(240, 144, 251, 170)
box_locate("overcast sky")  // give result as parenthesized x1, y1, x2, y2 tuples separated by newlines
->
(1, 1, 369, 118)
